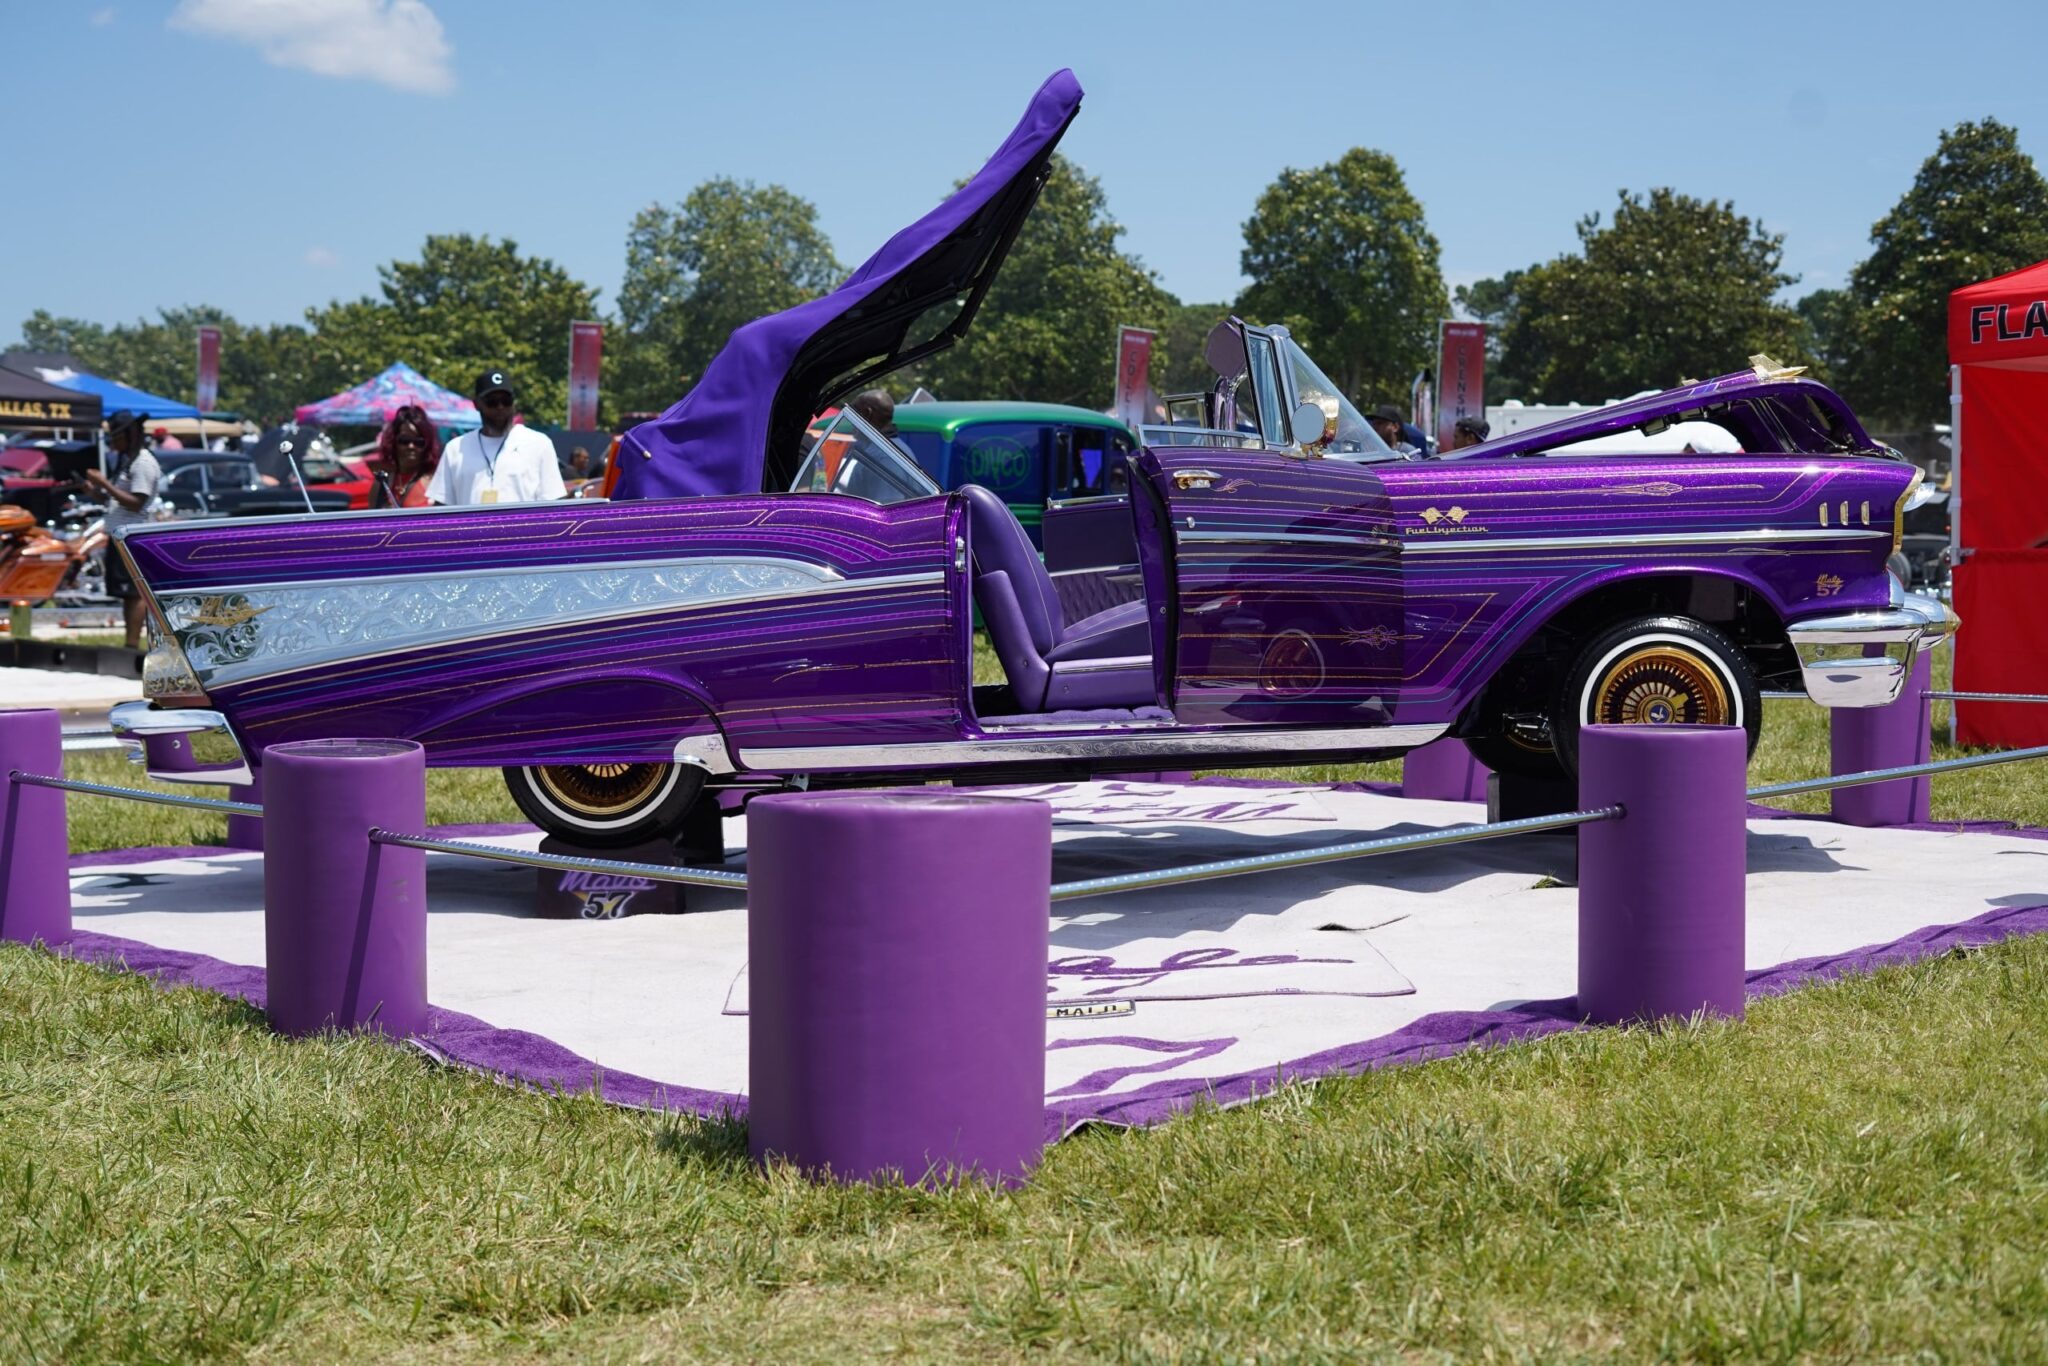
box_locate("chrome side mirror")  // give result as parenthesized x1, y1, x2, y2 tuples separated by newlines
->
(1291, 401, 1327, 448)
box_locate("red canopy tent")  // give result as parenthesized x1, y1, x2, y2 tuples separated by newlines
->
(1949, 259, 2048, 746)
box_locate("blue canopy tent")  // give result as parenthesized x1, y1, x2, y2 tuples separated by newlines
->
(0, 359, 200, 420)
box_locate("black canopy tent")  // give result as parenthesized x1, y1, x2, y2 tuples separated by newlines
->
(0, 365, 102, 431)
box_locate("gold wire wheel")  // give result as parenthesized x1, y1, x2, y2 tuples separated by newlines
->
(1259, 630, 1325, 695)
(532, 762, 671, 818)
(1592, 646, 1730, 727)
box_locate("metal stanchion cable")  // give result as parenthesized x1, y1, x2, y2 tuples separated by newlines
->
(8, 769, 260, 816)
(1746, 743, 2048, 801)
(367, 827, 750, 892)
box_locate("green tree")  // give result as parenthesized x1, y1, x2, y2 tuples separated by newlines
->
(1157, 300, 1233, 399)
(1493, 188, 1807, 402)
(1236, 148, 1447, 407)
(1794, 287, 1856, 385)
(306, 235, 602, 426)
(16, 307, 321, 422)
(1842, 119, 2048, 424)
(907, 154, 1172, 408)
(615, 180, 841, 414)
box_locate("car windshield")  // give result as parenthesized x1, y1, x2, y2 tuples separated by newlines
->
(792, 406, 943, 505)
(1278, 335, 1393, 460)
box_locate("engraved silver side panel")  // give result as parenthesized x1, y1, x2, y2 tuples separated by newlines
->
(742, 722, 1448, 772)
(152, 560, 942, 690)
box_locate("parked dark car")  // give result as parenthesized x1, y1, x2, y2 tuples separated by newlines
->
(157, 452, 349, 518)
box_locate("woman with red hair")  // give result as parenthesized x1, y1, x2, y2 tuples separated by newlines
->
(370, 404, 439, 509)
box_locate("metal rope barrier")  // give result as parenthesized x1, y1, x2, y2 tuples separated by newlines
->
(7, 770, 260, 816)
(1048, 805, 1624, 902)
(18, 730, 2048, 903)
(366, 827, 750, 891)
(1923, 690, 2048, 704)
(1745, 742, 2048, 801)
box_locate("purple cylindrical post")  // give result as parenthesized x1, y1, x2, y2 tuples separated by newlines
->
(226, 766, 263, 851)
(747, 790, 1050, 1186)
(1577, 724, 1747, 1025)
(1401, 737, 1491, 801)
(262, 739, 427, 1038)
(1829, 651, 1933, 827)
(0, 709, 70, 946)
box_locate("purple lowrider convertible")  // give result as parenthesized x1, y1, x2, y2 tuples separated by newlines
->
(111, 69, 1954, 846)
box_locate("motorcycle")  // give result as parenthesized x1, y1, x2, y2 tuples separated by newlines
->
(49, 487, 112, 605)
(0, 499, 79, 604)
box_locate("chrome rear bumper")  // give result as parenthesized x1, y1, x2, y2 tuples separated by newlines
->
(109, 700, 253, 785)
(1787, 588, 1958, 707)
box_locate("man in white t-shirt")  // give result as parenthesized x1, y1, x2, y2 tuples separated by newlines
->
(426, 369, 567, 506)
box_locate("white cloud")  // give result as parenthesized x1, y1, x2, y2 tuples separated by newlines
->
(168, 0, 454, 95)
(90, 8, 117, 26)
(304, 246, 340, 268)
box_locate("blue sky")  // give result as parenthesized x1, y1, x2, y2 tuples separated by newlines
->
(6, 0, 2046, 335)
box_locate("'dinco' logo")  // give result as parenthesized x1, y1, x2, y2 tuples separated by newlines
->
(966, 436, 1032, 490)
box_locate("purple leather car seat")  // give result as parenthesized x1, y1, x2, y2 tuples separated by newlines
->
(960, 484, 1154, 712)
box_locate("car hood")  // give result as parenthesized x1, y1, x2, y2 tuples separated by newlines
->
(614, 68, 1083, 500)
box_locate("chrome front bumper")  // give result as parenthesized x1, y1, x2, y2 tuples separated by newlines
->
(1787, 588, 1958, 708)
(109, 700, 253, 786)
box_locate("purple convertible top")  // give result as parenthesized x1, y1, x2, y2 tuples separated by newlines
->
(613, 69, 1084, 501)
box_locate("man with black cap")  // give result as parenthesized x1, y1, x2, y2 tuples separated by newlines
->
(1367, 403, 1422, 456)
(85, 410, 161, 648)
(1449, 414, 1490, 451)
(426, 369, 566, 506)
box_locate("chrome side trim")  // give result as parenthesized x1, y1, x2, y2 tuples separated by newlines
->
(741, 722, 1449, 772)
(1180, 530, 1401, 550)
(1400, 527, 1890, 555)
(672, 730, 736, 775)
(147, 554, 848, 601)
(1050, 654, 1150, 674)
(1049, 563, 1141, 579)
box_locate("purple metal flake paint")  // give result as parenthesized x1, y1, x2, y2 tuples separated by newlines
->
(0, 709, 70, 946)
(1577, 724, 1747, 1024)
(746, 789, 1050, 1185)
(261, 738, 427, 1038)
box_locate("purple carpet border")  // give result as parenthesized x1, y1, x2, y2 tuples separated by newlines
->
(49, 806, 2048, 1140)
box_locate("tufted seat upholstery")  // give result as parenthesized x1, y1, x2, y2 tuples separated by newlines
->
(961, 483, 1155, 712)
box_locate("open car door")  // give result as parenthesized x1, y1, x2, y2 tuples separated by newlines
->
(1135, 324, 1405, 728)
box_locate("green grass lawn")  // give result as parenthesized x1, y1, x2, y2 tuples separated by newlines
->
(6, 646, 2047, 1360)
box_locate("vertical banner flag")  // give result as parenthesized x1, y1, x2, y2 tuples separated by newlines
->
(1113, 326, 1155, 430)
(568, 321, 603, 430)
(195, 326, 221, 413)
(1410, 369, 1434, 449)
(1436, 321, 1486, 450)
